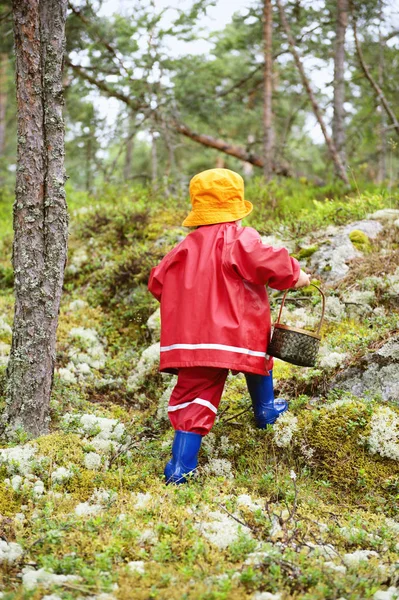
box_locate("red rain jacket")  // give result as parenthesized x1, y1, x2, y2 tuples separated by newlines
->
(148, 222, 300, 376)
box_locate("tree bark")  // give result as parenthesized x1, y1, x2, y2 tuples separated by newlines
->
(0, 52, 7, 156)
(123, 112, 135, 181)
(377, 1, 387, 182)
(351, 2, 399, 139)
(263, 0, 274, 181)
(151, 131, 158, 188)
(4, 0, 68, 438)
(332, 0, 348, 170)
(276, 0, 349, 185)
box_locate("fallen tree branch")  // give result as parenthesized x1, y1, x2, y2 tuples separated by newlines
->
(67, 59, 292, 175)
(172, 120, 292, 175)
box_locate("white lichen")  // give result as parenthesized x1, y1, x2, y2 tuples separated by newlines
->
(127, 560, 145, 575)
(134, 492, 152, 510)
(203, 458, 234, 479)
(197, 510, 251, 549)
(273, 412, 298, 448)
(318, 344, 348, 369)
(127, 343, 160, 392)
(368, 406, 399, 461)
(84, 452, 102, 470)
(52, 467, 73, 483)
(236, 494, 263, 512)
(75, 488, 117, 516)
(0, 445, 37, 476)
(21, 567, 80, 590)
(68, 299, 88, 312)
(0, 541, 23, 564)
(0, 341, 10, 366)
(343, 549, 379, 567)
(373, 588, 399, 600)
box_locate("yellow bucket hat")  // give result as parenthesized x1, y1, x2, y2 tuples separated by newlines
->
(182, 168, 253, 227)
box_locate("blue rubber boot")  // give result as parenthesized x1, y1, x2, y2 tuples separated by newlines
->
(245, 371, 288, 428)
(164, 430, 202, 484)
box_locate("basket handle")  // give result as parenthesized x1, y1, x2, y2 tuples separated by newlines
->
(275, 283, 326, 336)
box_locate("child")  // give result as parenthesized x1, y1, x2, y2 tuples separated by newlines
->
(148, 168, 310, 484)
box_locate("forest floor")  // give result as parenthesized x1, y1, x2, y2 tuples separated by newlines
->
(1, 180, 399, 600)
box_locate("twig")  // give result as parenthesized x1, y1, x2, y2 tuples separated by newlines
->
(217, 503, 257, 533)
(219, 406, 251, 424)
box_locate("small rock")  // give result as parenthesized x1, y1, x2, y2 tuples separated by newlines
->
(261, 234, 296, 254)
(331, 334, 399, 402)
(309, 220, 382, 283)
(147, 308, 161, 343)
(369, 209, 399, 222)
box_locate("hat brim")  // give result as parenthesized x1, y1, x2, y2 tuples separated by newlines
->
(182, 200, 253, 227)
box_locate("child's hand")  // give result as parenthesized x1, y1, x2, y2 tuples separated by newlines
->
(294, 270, 311, 289)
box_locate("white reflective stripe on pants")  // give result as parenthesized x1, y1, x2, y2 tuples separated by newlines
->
(167, 397, 218, 415)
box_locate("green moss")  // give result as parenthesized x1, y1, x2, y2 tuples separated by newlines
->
(0, 483, 22, 515)
(295, 400, 399, 505)
(349, 229, 372, 252)
(296, 245, 318, 260)
(34, 432, 85, 466)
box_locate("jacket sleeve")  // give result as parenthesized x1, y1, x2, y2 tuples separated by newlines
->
(148, 264, 164, 301)
(148, 251, 172, 301)
(228, 227, 301, 290)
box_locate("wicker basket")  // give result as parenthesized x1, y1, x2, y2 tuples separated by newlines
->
(267, 284, 325, 367)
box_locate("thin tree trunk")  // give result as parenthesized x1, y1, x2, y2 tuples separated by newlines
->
(351, 2, 399, 139)
(332, 0, 348, 170)
(86, 133, 92, 193)
(276, 0, 349, 185)
(0, 53, 7, 156)
(123, 112, 135, 181)
(4, 0, 68, 437)
(377, 1, 387, 183)
(263, 0, 274, 181)
(151, 131, 157, 188)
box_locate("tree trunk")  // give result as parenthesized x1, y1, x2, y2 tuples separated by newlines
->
(276, 0, 349, 185)
(86, 133, 93, 193)
(151, 131, 157, 188)
(377, 2, 386, 183)
(351, 2, 399, 139)
(123, 113, 135, 181)
(332, 0, 348, 170)
(263, 0, 274, 181)
(4, 0, 68, 438)
(0, 53, 7, 156)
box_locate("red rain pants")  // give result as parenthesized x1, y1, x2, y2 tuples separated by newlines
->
(168, 367, 229, 436)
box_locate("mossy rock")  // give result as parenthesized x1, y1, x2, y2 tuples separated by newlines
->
(296, 245, 319, 261)
(295, 400, 399, 499)
(349, 229, 372, 252)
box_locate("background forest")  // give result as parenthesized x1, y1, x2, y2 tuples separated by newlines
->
(1, 0, 399, 192)
(1, 0, 399, 599)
